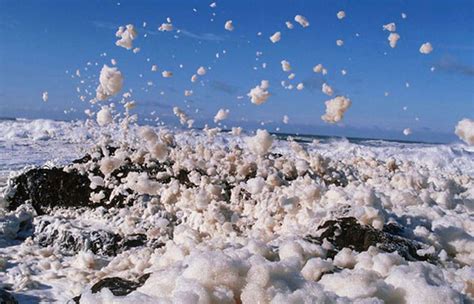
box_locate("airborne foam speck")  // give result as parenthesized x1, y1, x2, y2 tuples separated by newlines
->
(42, 91, 48, 102)
(419, 42, 433, 54)
(224, 20, 234, 31)
(337, 11, 346, 19)
(294, 15, 310, 27)
(388, 33, 400, 48)
(214, 108, 229, 123)
(270, 31, 281, 43)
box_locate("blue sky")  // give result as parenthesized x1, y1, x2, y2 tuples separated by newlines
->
(0, 0, 473, 143)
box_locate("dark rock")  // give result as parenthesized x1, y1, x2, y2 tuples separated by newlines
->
(72, 274, 151, 303)
(121, 233, 147, 250)
(305, 217, 436, 263)
(34, 218, 166, 256)
(35, 218, 122, 256)
(0, 289, 18, 304)
(5, 168, 92, 215)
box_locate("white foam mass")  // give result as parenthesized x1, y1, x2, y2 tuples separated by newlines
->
(294, 15, 310, 27)
(115, 24, 137, 50)
(322, 83, 334, 96)
(247, 80, 270, 105)
(270, 31, 281, 43)
(224, 20, 234, 31)
(321, 96, 352, 123)
(162, 71, 173, 78)
(285, 21, 294, 29)
(280, 60, 291, 72)
(214, 108, 229, 123)
(455, 118, 474, 145)
(158, 23, 173, 32)
(388, 33, 400, 48)
(246, 129, 273, 156)
(197, 66, 207, 76)
(337, 11, 346, 19)
(419, 42, 433, 54)
(42, 91, 48, 102)
(403, 128, 412, 136)
(95, 65, 123, 101)
(283, 115, 289, 124)
(96, 106, 113, 127)
(313, 64, 324, 73)
(383, 22, 396, 32)
(336, 39, 344, 46)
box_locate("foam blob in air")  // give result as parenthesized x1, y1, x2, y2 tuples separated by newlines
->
(455, 118, 474, 145)
(224, 20, 234, 31)
(270, 32, 281, 43)
(96, 65, 123, 101)
(337, 11, 346, 19)
(321, 96, 352, 123)
(115, 24, 137, 50)
(42, 92, 48, 102)
(248, 80, 270, 105)
(281, 60, 291, 72)
(419, 42, 433, 54)
(214, 109, 229, 123)
(388, 33, 400, 48)
(96, 106, 113, 126)
(294, 15, 310, 27)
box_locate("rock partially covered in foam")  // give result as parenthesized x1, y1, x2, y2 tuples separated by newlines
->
(306, 217, 437, 263)
(4, 168, 92, 215)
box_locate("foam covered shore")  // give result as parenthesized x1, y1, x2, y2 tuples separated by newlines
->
(0, 119, 473, 303)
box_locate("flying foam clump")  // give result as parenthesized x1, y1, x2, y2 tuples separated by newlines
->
(286, 21, 294, 29)
(321, 96, 351, 123)
(42, 92, 48, 102)
(419, 42, 433, 54)
(115, 24, 137, 50)
(383, 23, 396, 32)
(224, 20, 234, 31)
(336, 39, 344, 46)
(388, 33, 400, 48)
(214, 109, 229, 123)
(96, 65, 123, 101)
(281, 60, 291, 72)
(403, 128, 412, 136)
(247, 80, 270, 105)
(96, 106, 113, 126)
(158, 23, 173, 32)
(283, 115, 289, 124)
(173, 107, 193, 128)
(455, 118, 474, 145)
(322, 83, 334, 96)
(270, 32, 281, 43)
(294, 15, 310, 27)
(197, 66, 207, 76)
(162, 71, 173, 78)
(246, 129, 274, 156)
(337, 11, 346, 19)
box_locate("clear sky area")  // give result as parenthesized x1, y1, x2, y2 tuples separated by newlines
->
(0, 0, 473, 143)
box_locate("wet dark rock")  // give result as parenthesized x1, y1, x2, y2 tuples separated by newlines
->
(5, 168, 92, 215)
(72, 274, 151, 302)
(0, 289, 18, 304)
(34, 218, 165, 256)
(35, 218, 122, 256)
(305, 217, 436, 263)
